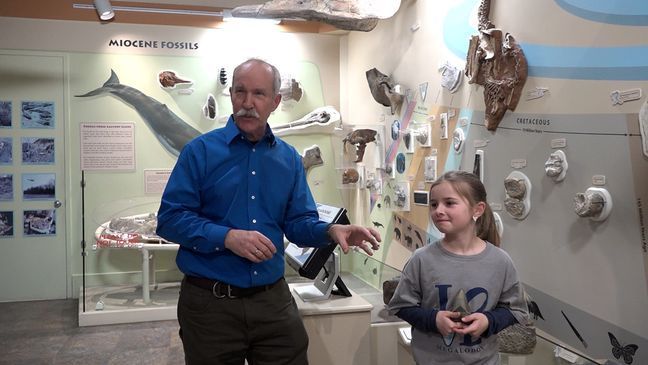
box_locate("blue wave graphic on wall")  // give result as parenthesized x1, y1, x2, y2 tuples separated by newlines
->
(554, 0, 648, 26)
(443, 0, 648, 80)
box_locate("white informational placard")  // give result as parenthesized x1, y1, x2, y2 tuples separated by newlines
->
(144, 169, 171, 194)
(80, 122, 135, 171)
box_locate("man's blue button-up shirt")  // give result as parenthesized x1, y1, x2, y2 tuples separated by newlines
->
(156, 116, 330, 288)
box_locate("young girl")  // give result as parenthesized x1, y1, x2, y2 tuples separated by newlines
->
(388, 170, 528, 364)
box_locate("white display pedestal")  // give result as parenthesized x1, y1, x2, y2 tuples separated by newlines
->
(290, 283, 373, 365)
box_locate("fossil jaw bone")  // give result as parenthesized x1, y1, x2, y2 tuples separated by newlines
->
(343, 128, 378, 162)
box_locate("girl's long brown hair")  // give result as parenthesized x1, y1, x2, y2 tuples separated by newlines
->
(429, 170, 501, 247)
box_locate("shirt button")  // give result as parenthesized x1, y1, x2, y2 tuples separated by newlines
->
(253, 271, 258, 275)
(251, 195, 255, 200)
(193, 246, 197, 250)
(252, 171, 256, 175)
(252, 219, 257, 224)
(215, 247, 220, 251)
(252, 148, 256, 152)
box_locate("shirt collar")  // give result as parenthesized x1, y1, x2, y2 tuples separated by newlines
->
(224, 115, 276, 146)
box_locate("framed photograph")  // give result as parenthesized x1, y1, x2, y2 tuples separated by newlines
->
(23, 209, 56, 235)
(0, 101, 11, 128)
(0, 174, 13, 201)
(22, 173, 55, 200)
(21, 101, 55, 129)
(21, 137, 55, 165)
(0, 211, 14, 237)
(0, 137, 12, 165)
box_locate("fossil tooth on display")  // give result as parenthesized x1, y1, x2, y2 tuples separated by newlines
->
(343, 128, 378, 162)
(503, 171, 531, 220)
(573, 187, 612, 221)
(366, 68, 404, 115)
(231, 0, 400, 32)
(219, 68, 228, 86)
(302, 145, 323, 172)
(202, 93, 217, 120)
(464, 0, 528, 131)
(279, 78, 303, 102)
(342, 168, 360, 184)
(504, 197, 525, 218)
(544, 150, 568, 182)
(504, 177, 526, 199)
(403, 130, 412, 151)
(273, 106, 340, 136)
(158, 70, 192, 89)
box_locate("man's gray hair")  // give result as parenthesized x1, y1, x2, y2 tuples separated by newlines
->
(233, 58, 282, 95)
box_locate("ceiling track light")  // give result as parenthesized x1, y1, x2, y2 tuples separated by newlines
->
(93, 0, 114, 21)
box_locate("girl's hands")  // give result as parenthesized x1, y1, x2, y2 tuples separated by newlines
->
(453, 312, 489, 338)
(435, 310, 464, 336)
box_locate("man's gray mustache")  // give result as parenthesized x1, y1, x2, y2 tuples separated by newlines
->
(235, 109, 260, 118)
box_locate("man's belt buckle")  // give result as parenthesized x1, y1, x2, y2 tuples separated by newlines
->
(211, 281, 235, 299)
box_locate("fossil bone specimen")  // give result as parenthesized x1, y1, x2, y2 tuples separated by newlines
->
(504, 171, 531, 220)
(573, 187, 612, 221)
(610, 88, 641, 105)
(465, 0, 528, 131)
(273, 106, 340, 137)
(366, 68, 404, 115)
(640, 97, 648, 158)
(342, 168, 360, 184)
(158, 70, 192, 89)
(203, 93, 217, 120)
(231, 0, 401, 32)
(343, 129, 378, 162)
(280, 78, 303, 103)
(302, 145, 323, 171)
(544, 150, 568, 182)
(504, 177, 527, 199)
(447, 289, 471, 319)
(219, 68, 228, 86)
(438, 61, 463, 93)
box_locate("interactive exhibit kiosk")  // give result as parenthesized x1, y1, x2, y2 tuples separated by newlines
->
(285, 203, 352, 301)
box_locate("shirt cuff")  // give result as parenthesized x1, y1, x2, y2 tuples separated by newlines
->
(205, 224, 230, 253)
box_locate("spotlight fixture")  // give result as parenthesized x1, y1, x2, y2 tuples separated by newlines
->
(93, 0, 114, 21)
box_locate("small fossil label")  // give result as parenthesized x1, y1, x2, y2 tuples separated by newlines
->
(473, 139, 488, 148)
(551, 138, 567, 148)
(511, 159, 527, 169)
(489, 203, 503, 211)
(592, 175, 606, 185)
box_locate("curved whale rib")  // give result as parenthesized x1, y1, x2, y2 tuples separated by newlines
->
(76, 69, 201, 157)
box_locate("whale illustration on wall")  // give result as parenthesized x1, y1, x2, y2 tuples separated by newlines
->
(76, 70, 201, 157)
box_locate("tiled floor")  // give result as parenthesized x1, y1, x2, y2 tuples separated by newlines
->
(0, 299, 184, 365)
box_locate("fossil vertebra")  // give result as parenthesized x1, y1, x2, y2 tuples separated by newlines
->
(573, 191, 605, 218)
(504, 197, 525, 218)
(504, 177, 527, 199)
(544, 150, 568, 181)
(302, 145, 323, 171)
(366, 68, 404, 115)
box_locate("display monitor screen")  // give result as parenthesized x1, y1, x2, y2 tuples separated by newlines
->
(285, 203, 349, 280)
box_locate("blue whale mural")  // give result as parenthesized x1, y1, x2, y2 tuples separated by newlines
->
(76, 70, 201, 157)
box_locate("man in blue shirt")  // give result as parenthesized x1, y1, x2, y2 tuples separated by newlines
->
(157, 58, 381, 365)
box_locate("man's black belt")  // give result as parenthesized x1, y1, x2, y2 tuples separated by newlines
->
(185, 275, 281, 298)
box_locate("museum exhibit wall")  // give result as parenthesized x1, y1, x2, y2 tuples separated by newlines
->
(0, 16, 344, 299)
(340, 0, 648, 363)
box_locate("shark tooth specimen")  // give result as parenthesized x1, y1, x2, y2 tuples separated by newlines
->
(302, 145, 323, 171)
(158, 70, 192, 89)
(203, 93, 217, 120)
(447, 289, 472, 320)
(465, 0, 527, 131)
(343, 128, 378, 162)
(231, 0, 401, 32)
(366, 68, 404, 115)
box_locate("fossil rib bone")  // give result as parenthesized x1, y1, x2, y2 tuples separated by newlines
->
(231, 0, 401, 32)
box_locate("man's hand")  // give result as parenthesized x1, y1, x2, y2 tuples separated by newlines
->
(328, 224, 381, 255)
(224, 229, 277, 263)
